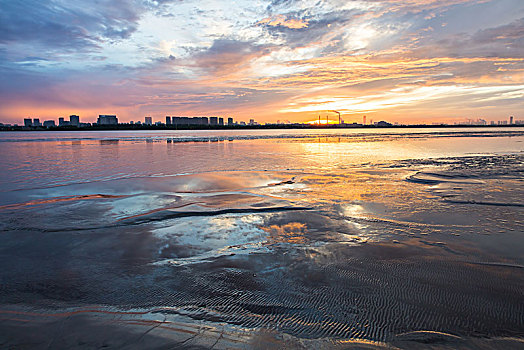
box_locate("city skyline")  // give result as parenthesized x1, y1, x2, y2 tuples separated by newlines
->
(5, 111, 524, 127)
(1, 0, 524, 124)
(11, 113, 522, 129)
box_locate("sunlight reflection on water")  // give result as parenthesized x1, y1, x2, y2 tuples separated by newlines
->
(0, 129, 523, 347)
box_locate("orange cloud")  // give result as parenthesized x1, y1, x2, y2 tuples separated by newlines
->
(258, 15, 309, 29)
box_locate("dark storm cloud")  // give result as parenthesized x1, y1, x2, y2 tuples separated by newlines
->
(0, 0, 141, 50)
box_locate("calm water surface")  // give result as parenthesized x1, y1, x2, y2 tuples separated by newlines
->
(0, 128, 523, 349)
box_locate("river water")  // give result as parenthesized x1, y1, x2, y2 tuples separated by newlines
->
(0, 128, 523, 348)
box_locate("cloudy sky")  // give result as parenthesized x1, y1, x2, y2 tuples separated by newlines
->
(1, 0, 523, 124)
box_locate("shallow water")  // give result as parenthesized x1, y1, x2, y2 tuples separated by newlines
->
(0, 128, 523, 349)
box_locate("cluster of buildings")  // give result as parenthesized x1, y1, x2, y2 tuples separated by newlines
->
(454, 116, 523, 126)
(125, 116, 243, 126)
(164, 116, 233, 126)
(20, 115, 250, 128)
(24, 115, 83, 127)
(10, 114, 522, 129)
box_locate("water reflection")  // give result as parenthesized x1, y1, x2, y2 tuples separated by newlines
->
(261, 222, 308, 244)
(99, 139, 119, 145)
(0, 129, 523, 347)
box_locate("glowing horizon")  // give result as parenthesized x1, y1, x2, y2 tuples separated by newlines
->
(1, 0, 523, 124)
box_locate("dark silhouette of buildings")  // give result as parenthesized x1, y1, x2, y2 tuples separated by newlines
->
(172, 117, 209, 125)
(97, 115, 118, 125)
(59, 117, 69, 126)
(70, 115, 80, 126)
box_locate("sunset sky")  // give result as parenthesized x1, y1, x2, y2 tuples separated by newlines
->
(1, 0, 523, 124)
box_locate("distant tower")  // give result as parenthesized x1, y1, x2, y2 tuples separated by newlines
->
(166, 116, 172, 125)
(218, 117, 224, 126)
(33, 118, 41, 127)
(227, 117, 233, 125)
(144, 116, 152, 125)
(24, 118, 32, 127)
(363, 116, 366, 125)
(510, 116, 514, 125)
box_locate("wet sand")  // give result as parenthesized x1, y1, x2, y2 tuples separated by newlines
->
(0, 129, 523, 348)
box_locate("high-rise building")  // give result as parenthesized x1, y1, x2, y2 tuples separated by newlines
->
(210, 117, 218, 125)
(249, 119, 255, 126)
(510, 116, 514, 125)
(59, 117, 65, 126)
(218, 117, 224, 126)
(171, 117, 209, 126)
(33, 118, 41, 127)
(24, 118, 32, 127)
(70, 115, 79, 126)
(144, 116, 152, 125)
(172, 117, 182, 125)
(166, 116, 172, 125)
(43, 120, 56, 128)
(172, 117, 185, 125)
(227, 117, 233, 125)
(97, 115, 118, 125)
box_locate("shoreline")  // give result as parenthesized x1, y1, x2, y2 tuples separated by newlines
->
(1, 124, 523, 132)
